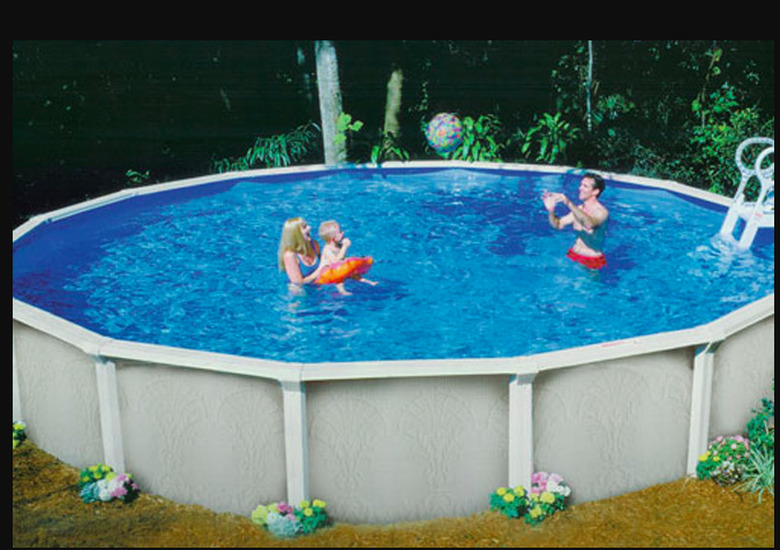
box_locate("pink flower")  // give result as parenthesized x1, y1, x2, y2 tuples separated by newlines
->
(548, 473, 563, 486)
(276, 501, 294, 515)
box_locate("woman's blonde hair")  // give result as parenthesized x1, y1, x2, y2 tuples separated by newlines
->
(277, 217, 314, 271)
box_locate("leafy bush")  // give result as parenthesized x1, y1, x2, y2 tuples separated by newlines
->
(371, 131, 409, 164)
(443, 114, 504, 162)
(689, 83, 774, 197)
(739, 381, 774, 500)
(697, 382, 774, 500)
(517, 112, 581, 164)
(13, 421, 26, 449)
(251, 499, 329, 538)
(746, 380, 774, 456)
(212, 121, 320, 172)
(489, 472, 571, 526)
(696, 435, 751, 485)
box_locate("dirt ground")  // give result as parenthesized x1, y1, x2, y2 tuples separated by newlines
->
(13, 440, 774, 548)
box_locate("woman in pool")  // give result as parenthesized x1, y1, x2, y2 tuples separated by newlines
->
(277, 217, 323, 285)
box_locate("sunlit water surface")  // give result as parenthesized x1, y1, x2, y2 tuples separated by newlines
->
(13, 168, 775, 363)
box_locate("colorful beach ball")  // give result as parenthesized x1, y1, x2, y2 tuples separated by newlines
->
(425, 113, 463, 154)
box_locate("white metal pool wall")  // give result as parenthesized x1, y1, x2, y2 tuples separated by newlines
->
(12, 162, 775, 524)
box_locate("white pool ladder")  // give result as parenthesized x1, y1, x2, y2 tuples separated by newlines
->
(719, 137, 774, 249)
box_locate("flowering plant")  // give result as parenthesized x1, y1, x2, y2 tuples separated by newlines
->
(696, 435, 751, 485)
(13, 421, 27, 450)
(490, 472, 571, 526)
(251, 498, 329, 538)
(525, 471, 571, 525)
(489, 486, 529, 519)
(78, 464, 140, 504)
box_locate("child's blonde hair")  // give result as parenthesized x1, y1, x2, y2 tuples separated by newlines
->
(318, 220, 341, 242)
(277, 217, 315, 271)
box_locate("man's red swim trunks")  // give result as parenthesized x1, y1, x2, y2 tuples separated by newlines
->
(566, 248, 607, 270)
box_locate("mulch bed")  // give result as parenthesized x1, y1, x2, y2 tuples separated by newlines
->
(13, 441, 774, 547)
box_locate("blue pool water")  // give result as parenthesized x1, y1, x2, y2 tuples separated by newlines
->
(13, 167, 775, 363)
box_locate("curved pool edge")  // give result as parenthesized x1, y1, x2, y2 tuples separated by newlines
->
(13, 293, 773, 380)
(12, 161, 775, 523)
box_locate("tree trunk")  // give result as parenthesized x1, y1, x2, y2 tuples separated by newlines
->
(315, 40, 345, 166)
(586, 40, 593, 133)
(383, 67, 403, 137)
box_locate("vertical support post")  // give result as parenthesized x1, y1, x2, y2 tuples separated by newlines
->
(281, 379, 309, 504)
(94, 356, 126, 473)
(13, 334, 23, 422)
(686, 343, 718, 475)
(508, 372, 537, 490)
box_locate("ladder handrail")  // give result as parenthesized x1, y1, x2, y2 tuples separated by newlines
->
(732, 137, 774, 201)
(752, 145, 774, 210)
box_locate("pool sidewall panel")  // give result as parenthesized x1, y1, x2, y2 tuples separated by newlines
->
(306, 375, 508, 523)
(13, 321, 104, 468)
(533, 348, 693, 504)
(709, 315, 775, 437)
(115, 360, 288, 515)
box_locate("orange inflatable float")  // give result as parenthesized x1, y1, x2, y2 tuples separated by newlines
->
(316, 256, 373, 285)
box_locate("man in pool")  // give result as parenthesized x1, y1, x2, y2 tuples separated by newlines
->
(542, 172, 609, 269)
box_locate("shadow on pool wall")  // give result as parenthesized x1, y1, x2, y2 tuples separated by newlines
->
(12, 162, 775, 524)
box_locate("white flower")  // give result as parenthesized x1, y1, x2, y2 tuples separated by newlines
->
(96, 478, 114, 502)
(547, 479, 571, 497)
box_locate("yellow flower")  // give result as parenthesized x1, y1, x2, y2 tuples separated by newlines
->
(540, 491, 555, 504)
(513, 486, 525, 497)
(713, 456, 721, 462)
(312, 499, 326, 508)
(529, 506, 543, 518)
(496, 487, 508, 496)
(303, 507, 314, 517)
(299, 500, 310, 509)
(698, 451, 710, 462)
(251, 505, 269, 524)
(502, 493, 515, 503)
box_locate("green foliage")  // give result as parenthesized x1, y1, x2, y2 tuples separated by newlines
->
(125, 169, 151, 186)
(697, 381, 774, 500)
(737, 444, 774, 502)
(689, 83, 774, 196)
(696, 435, 751, 485)
(370, 131, 410, 164)
(212, 121, 320, 173)
(78, 463, 115, 488)
(746, 381, 774, 458)
(739, 381, 774, 501)
(334, 112, 363, 147)
(444, 114, 504, 162)
(545, 41, 773, 192)
(518, 112, 581, 164)
(13, 421, 26, 450)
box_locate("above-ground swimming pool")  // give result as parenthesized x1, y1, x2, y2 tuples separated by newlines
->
(13, 162, 774, 523)
(12, 165, 774, 363)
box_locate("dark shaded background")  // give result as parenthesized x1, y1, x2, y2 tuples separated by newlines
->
(13, 40, 773, 232)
